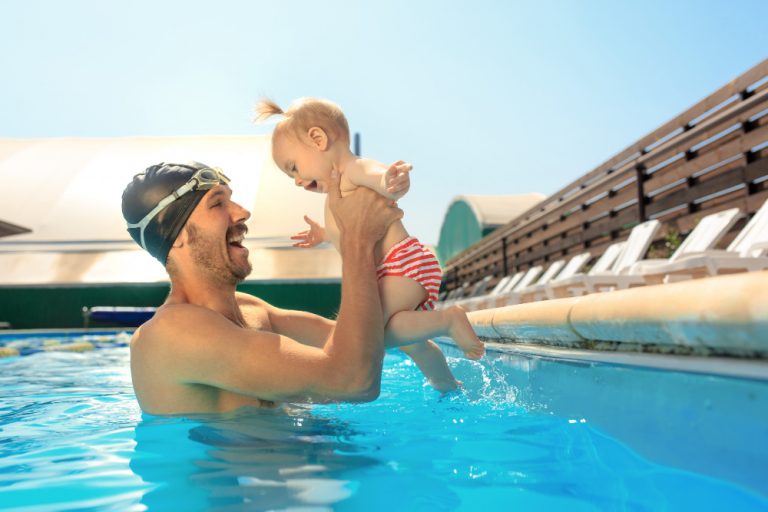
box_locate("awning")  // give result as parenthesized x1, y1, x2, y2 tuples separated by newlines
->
(0, 135, 341, 284)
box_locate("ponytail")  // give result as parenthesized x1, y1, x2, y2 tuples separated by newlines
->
(254, 98, 284, 122)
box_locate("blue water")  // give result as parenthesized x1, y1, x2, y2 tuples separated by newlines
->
(1, 333, 767, 511)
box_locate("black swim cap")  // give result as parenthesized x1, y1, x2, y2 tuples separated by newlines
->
(122, 161, 215, 264)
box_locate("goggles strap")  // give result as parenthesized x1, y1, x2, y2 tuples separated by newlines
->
(125, 167, 229, 251)
(126, 181, 199, 250)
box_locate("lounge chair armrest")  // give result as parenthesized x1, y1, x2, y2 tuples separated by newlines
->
(674, 249, 733, 259)
(624, 259, 667, 275)
(748, 241, 768, 256)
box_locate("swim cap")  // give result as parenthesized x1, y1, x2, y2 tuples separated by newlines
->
(122, 161, 222, 264)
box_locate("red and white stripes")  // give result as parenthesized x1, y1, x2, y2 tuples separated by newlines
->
(376, 237, 442, 310)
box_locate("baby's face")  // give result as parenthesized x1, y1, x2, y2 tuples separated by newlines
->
(272, 133, 332, 194)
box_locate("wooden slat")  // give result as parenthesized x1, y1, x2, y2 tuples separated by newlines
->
(644, 137, 747, 194)
(646, 165, 746, 216)
(628, 88, 768, 177)
(746, 156, 768, 182)
(515, 212, 638, 269)
(503, 176, 638, 257)
(645, 156, 768, 221)
(645, 116, 768, 191)
(588, 187, 638, 218)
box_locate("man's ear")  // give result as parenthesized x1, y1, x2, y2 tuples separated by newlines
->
(307, 126, 329, 151)
(172, 228, 187, 249)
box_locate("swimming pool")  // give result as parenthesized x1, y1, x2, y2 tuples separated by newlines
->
(1, 331, 766, 511)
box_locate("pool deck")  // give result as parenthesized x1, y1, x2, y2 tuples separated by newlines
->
(466, 270, 768, 377)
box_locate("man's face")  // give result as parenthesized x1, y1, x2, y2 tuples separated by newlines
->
(183, 185, 252, 284)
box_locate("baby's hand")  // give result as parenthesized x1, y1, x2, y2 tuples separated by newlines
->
(290, 215, 326, 248)
(384, 160, 412, 199)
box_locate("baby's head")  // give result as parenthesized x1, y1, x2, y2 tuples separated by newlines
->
(256, 97, 350, 194)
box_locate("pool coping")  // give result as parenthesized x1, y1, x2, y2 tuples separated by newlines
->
(464, 339, 768, 381)
(462, 270, 768, 375)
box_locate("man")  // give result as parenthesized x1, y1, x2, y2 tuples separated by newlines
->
(121, 160, 409, 414)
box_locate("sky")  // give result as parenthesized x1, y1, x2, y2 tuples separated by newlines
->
(1, 0, 767, 245)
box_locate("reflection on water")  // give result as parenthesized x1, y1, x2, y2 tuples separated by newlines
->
(131, 407, 386, 511)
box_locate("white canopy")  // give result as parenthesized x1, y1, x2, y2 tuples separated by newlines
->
(451, 194, 547, 228)
(0, 136, 341, 284)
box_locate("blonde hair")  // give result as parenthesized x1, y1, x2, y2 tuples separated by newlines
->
(255, 97, 350, 144)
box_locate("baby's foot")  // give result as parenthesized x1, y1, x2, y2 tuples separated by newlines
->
(446, 305, 485, 360)
(431, 378, 460, 393)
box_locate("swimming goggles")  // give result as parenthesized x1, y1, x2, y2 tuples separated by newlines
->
(126, 167, 231, 251)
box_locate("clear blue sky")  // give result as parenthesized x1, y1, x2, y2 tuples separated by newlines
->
(2, 1, 767, 244)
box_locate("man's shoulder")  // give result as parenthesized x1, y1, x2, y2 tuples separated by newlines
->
(152, 302, 220, 324)
(236, 291, 278, 313)
(133, 303, 222, 345)
(235, 291, 266, 306)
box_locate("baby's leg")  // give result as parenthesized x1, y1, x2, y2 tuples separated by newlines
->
(379, 276, 458, 391)
(388, 306, 485, 360)
(379, 276, 484, 358)
(399, 340, 458, 393)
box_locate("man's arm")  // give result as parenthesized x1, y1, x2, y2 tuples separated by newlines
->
(237, 292, 334, 348)
(148, 170, 403, 404)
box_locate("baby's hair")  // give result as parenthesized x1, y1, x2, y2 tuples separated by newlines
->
(255, 97, 351, 144)
(254, 98, 284, 120)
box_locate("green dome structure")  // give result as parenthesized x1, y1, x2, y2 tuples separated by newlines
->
(436, 194, 545, 265)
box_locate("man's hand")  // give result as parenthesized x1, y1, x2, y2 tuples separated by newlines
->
(290, 215, 326, 248)
(328, 169, 403, 246)
(383, 160, 412, 199)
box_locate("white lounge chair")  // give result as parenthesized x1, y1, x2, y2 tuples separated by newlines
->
(493, 264, 547, 307)
(461, 271, 524, 311)
(438, 276, 491, 310)
(520, 252, 592, 303)
(546, 219, 661, 297)
(471, 275, 494, 297)
(546, 242, 626, 299)
(439, 283, 469, 308)
(637, 200, 768, 283)
(625, 207, 741, 283)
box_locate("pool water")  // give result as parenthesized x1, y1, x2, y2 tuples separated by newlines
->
(1, 332, 767, 511)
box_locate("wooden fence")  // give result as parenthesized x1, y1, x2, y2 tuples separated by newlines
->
(443, 59, 768, 292)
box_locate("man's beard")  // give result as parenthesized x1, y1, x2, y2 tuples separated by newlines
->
(185, 222, 252, 285)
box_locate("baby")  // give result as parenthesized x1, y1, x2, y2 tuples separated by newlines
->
(256, 97, 484, 392)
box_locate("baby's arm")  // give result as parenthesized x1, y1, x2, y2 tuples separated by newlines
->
(344, 160, 412, 201)
(291, 215, 327, 248)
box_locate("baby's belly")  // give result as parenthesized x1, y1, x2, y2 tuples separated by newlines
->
(378, 221, 410, 263)
(326, 219, 410, 264)
(324, 198, 411, 263)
